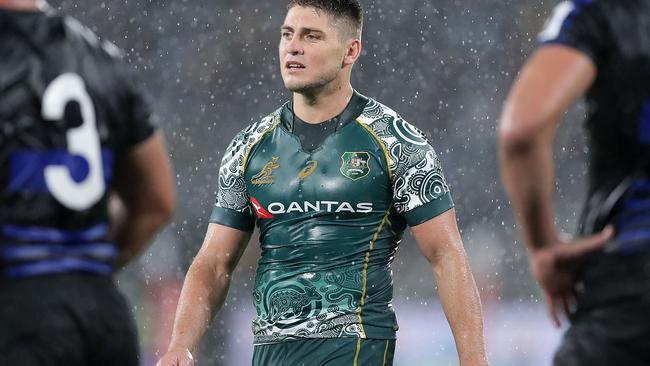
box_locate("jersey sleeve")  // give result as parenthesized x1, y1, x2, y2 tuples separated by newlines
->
(390, 119, 454, 226)
(209, 130, 256, 232)
(120, 65, 157, 148)
(537, 0, 607, 64)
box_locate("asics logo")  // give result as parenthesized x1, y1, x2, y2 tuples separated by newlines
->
(298, 160, 318, 181)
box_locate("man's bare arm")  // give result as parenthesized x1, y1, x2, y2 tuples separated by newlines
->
(498, 45, 595, 250)
(411, 208, 489, 366)
(111, 132, 175, 268)
(498, 45, 613, 326)
(159, 223, 252, 365)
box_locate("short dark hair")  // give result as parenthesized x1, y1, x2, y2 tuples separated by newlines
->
(287, 0, 363, 40)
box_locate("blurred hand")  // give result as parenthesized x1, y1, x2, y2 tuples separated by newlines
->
(156, 348, 195, 366)
(529, 225, 614, 327)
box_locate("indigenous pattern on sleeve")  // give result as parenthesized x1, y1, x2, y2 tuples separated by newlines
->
(210, 108, 282, 231)
(356, 99, 454, 226)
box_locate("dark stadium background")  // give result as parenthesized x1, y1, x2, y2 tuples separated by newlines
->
(51, 1, 588, 364)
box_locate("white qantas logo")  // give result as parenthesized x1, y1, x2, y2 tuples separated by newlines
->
(265, 201, 373, 215)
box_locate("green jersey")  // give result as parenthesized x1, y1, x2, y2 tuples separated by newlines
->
(210, 92, 454, 345)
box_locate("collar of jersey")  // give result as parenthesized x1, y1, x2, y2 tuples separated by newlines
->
(281, 90, 370, 134)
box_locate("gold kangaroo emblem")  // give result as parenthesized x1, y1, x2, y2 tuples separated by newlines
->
(298, 160, 318, 181)
(252, 156, 280, 185)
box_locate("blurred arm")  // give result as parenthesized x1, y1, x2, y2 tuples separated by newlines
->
(165, 223, 251, 356)
(111, 132, 175, 267)
(411, 208, 489, 366)
(498, 45, 596, 250)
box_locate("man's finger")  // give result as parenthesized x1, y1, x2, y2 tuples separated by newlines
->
(156, 355, 191, 366)
(567, 290, 577, 321)
(180, 350, 195, 366)
(561, 294, 572, 321)
(559, 225, 614, 260)
(545, 292, 561, 328)
(155, 359, 177, 366)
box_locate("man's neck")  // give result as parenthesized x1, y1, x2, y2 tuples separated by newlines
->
(0, 0, 41, 11)
(293, 83, 354, 124)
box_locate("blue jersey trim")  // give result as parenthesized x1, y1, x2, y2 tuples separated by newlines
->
(616, 229, 650, 244)
(8, 148, 113, 193)
(540, 0, 595, 45)
(7, 258, 113, 278)
(624, 198, 650, 212)
(1, 223, 108, 242)
(561, 0, 595, 37)
(2, 242, 117, 261)
(629, 178, 650, 193)
(638, 102, 650, 144)
(618, 213, 650, 229)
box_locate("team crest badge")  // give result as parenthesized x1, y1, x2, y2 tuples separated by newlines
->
(340, 152, 370, 181)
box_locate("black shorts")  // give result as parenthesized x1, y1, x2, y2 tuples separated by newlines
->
(554, 289, 650, 365)
(0, 273, 139, 366)
(554, 250, 650, 366)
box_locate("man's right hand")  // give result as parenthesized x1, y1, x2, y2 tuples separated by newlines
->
(156, 348, 195, 366)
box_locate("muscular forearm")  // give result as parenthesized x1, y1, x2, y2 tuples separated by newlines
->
(110, 195, 173, 267)
(167, 261, 232, 353)
(114, 211, 171, 267)
(434, 250, 488, 366)
(498, 131, 558, 250)
(498, 46, 596, 251)
(161, 224, 250, 362)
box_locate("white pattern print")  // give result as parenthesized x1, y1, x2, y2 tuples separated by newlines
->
(215, 106, 283, 212)
(356, 99, 451, 214)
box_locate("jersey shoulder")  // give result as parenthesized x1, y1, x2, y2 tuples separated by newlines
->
(356, 98, 434, 177)
(62, 15, 125, 62)
(357, 98, 452, 220)
(215, 106, 283, 213)
(538, 0, 650, 66)
(538, 0, 600, 43)
(220, 105, 284, 175)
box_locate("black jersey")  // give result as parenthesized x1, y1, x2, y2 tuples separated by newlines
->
(539, 0, 650, 254)
(0, 6, 155, 278)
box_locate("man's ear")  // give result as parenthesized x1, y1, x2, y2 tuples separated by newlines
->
(343, 38, 362, 67)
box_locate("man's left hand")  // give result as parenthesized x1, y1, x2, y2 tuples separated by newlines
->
(529, 225, 614, 327)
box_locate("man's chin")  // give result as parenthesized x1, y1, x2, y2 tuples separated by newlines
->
(284, 82, 313, 93)
(284, 81, 329, 95)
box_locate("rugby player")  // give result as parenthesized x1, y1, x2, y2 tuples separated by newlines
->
(0, 0, 175, 365)
(159, 0, 488, 365)
(499, 0, 650, 364)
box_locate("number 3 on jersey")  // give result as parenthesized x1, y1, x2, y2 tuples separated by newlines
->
(41, 73, 105, 210)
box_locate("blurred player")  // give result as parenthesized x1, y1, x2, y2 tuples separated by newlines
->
(0, 0, 175, 365)
(499, 0, 650, 364)
(158, 0, 488, 365)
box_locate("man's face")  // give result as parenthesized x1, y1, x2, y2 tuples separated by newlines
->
(279, 6, 350, 93)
